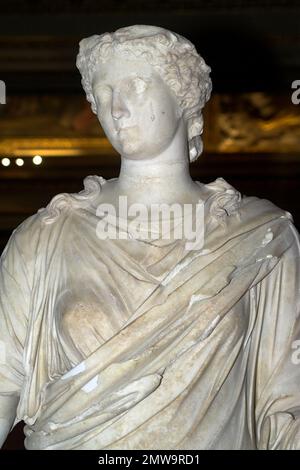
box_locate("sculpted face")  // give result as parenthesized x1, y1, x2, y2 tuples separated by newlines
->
(91, 53, 183, 159)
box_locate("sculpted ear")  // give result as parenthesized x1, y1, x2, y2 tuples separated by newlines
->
(189, 135, 203, 163)
(187, 115, 204, 162)
(175, 102, 184, 119)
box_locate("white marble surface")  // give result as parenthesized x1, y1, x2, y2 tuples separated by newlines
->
(0, 25, 299, 449)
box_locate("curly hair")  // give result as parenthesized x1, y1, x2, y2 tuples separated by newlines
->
(76, 25, 212, 162)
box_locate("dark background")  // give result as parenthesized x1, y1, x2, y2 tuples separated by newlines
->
(0, 0, 300, 449)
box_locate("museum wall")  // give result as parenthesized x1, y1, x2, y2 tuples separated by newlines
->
(0, 0, 300, 449)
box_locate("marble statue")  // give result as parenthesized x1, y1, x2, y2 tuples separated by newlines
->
(0, 25, 299, 450)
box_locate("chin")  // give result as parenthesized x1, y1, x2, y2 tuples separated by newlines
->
(115, 138, 163, 160)
(120, 141, 142, 157)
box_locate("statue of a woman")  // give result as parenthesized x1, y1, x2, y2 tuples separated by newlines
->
(0, 25, 299, 450)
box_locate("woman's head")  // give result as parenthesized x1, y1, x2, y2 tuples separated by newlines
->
(76, 25, 212, 162)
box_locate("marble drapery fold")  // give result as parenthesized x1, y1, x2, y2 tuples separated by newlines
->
(0, 177, 299, 449)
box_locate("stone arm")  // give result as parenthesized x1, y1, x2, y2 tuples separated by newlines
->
(0, 395, 19, 447)
(250, 223, 300, 449)
(0, 230, 30, 449)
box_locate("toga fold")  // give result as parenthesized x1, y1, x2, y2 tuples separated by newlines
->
(0, 177, 299, 449)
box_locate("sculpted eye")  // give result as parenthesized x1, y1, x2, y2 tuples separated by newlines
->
(131, 77, 148, 94)
(95, 86, 112, 106)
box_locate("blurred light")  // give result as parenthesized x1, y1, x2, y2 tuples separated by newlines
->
(33, 155, 42, 165)
(16, 158, 24, 167)
(1, 158, 10, 167)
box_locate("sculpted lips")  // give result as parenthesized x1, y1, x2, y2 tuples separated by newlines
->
(118, 127, 131, 132)
(117, 126, 135, 136)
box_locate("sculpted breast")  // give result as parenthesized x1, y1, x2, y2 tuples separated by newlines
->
(58, 296, 125, 360)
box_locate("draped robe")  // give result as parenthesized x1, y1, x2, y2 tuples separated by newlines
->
(0, 176, 299, 449)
